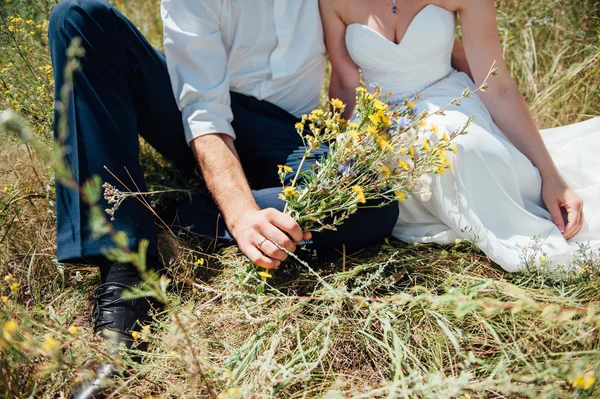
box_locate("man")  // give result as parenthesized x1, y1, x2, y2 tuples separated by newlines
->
(49, 0, 469, 396)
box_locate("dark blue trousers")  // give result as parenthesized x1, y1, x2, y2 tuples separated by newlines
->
(48, 0, 399, 263)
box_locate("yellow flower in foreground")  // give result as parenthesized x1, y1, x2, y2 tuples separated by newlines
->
(356, 86, 367, 94)
(4, 319, 18, 334)
(41, 334, 59, 352)
(9, 283, 19, 293)
(571, 372, 596, 390)
(3, 186, 8, 193)
(295, 122, 304, 130)
(407, 101, 416, 110)
(330, 98, 344, 109)
(452, 143, 457, 154)
(1, 295, 8, 303)
(131, 331, 140, 340)
(283, 186, 297, 198)
(258, 271, 272, 279)
(68, 325, 79, 334)
(442, 131, 450, 141)
(430, 123, 439, 135)
(539, 256, 547, 262)
(408, 146, 415, 158)
(195, 258, 205, 266)
(352, 185, 366, 204)
(141, 325, 151, 335)
(348, 122, 359, 130)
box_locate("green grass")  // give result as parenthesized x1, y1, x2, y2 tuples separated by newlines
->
(1, 0, 600, 398)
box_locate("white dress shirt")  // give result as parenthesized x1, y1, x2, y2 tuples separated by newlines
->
(161, 0, 326, 144)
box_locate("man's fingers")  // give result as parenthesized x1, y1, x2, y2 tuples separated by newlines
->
(303, 231, 312, 241)
(244, 245, 281, 269)
(258, 239, 288, 262)
(267, 209, 304, 243)
(260, 224, 297, 253)
(547, 200, 565, 234)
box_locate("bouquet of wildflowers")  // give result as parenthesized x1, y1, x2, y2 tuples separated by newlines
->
(277, 85, 472, 233)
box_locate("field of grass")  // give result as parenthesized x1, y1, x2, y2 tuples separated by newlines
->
(1, 0, 600, 398)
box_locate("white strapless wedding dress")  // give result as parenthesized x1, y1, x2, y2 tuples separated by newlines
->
(345, 5, 600, 272)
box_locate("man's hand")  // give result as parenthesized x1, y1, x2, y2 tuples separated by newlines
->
(229, 208, 312, 269)
(191, 133, 311, 269)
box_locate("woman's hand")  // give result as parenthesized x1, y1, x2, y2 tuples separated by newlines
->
(541, 173, 584, 239)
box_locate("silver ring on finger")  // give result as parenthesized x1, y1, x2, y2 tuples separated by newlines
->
(257, 237, 267, 249)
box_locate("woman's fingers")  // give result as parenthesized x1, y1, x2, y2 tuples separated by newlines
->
(563, 198, 584, 239)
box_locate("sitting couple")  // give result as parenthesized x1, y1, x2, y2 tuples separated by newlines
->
(49, 0, 599, 396)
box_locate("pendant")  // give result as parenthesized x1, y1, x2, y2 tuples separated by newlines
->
(392, 0, 398, 13)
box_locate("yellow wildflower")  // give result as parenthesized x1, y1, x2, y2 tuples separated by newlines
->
(308, 109, 323, 121)
(68, 325, 79, 334)
(4, 320, 18, 334)
(278, 193, 285, 201)
(9, 283, 19, 293)
(348, 122, 359, 130)
(41, 334, 59, 352)
(395, 191, 406, 201)
(399, 159, 409, 170)
(1, 296, 8, 303)
(283, 186, 297, 197)
(141, 325, 151, 335)
(195, 258, 205, 266)
(442, 131, 450, 141)
(378, 110, 392, 126)
(25, 20, 34, 25)
(407, 101, 416, 110)
(376, 136, 394, 152)
(349, 130, 359, 141)
(379, 164, 391, 178)
(295, 122, 304, 130)
(3, 186, 8, 193)
(352, 185, 366, 204)
(356, 87, 367, 94)
(422, 140, 431, 152)
(283, 165, 293, 173)
(301, 114, 308, 122)
(417, 119, 427, 129)
(373, 99, 388, 110)
(368, 113, 381, 125)
(539, 256, 547, 262)
(430, 124, 439, 134)
(571, 372, 596, 390)
(258, 271, 272, 279)
(131, 331, 140, 340)
(366, 126, 378, 137)
(408, 146, 415, 158)
(330, 98, 344, 109)
(452, 143, 457, 154)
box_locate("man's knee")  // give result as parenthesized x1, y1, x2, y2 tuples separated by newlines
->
(49, 0, 113, 39)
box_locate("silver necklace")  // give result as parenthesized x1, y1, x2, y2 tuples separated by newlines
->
(392, 0, 398, 13)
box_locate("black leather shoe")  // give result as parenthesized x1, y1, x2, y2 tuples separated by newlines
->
(70, 282, 151, 399)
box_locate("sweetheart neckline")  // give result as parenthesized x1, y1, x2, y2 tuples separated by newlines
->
(347, 4, 452, 47)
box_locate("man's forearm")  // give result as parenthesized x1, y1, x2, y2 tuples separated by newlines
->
(191, 134, 258, 230)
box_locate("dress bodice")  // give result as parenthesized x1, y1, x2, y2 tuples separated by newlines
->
(345, 5, 456, 100)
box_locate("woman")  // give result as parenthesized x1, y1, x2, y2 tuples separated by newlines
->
(320, 0, 600, 271)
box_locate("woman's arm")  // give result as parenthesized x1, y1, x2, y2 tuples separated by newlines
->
(458, 0, 584, 238)
(319, 0, 361, 119)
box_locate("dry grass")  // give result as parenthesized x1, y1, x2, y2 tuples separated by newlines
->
(1, 0, 600, 398)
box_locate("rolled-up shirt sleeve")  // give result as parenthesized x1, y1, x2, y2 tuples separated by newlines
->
(161, 0, 235, 144)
